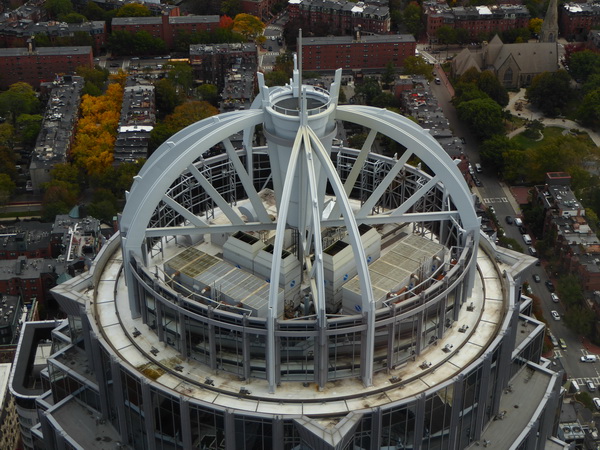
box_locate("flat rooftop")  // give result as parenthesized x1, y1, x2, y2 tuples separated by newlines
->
(61, 231, 535, 417)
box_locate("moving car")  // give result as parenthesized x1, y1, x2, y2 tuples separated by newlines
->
(533, 274, 541, 283)
(559, 338, 567, 349)
(545, 280, 555, 292)
(551, 310, 560, 320)
(505, 216, 513, 225)
(581, 354, 597, 363)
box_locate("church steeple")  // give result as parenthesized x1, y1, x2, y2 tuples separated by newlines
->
(540, 0, 559, 42)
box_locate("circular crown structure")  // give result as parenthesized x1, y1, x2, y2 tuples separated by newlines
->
(119, 63, 480, 393)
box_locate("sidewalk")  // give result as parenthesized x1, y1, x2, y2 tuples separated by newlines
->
(506, 89, 600, 147)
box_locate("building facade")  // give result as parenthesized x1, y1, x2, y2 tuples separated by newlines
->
(288, 0, 390, 35)
(111, 14, 220, 50)
(10, 64, 564, 449)
(301, 34, 416, 71)
(0, 46, 92, 89)
(560, 2, 600, 41)
(423, 2, 530, 43)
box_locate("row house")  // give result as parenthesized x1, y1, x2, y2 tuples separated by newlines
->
(0, 20, 106, 54)
(0, 44, 92, 89)
(301, 33, 415, 71)
(534, 172, 600, 292)
(113, 77, 156, 165)
(288, 0, 390, 35)
(560, 2, 600, 41)
(111, 14, 220, 50)
(423, 2, 529, 42)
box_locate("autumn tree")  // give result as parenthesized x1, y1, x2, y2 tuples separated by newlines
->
(233, 14, 265, 40)
(70, 82, 123, 176)
(529, 18, 543, 36)
(149, 101, 218, 153)
(219, 15, 234, 30)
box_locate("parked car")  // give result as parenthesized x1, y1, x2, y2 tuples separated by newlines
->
(588, 381, 596, 392)
(559, 338, 567, 349)
(550, 293, 559, 303)
(528, 247, 537, 257)
(545, 280, 555, 292)
(594, 397, 600, 410)
(551, 310, 560, 320)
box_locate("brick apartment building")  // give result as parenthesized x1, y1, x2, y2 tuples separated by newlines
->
(560, 2, 600, 41)
(288, 0, 390, 34)
(423, 2, 529, 42)
(0, 45, 92, 89)
(0, 21, 107, 54)
(241, 0, 278, 20)
(301, 34, 415, 71)
(111, 14, 220, 50)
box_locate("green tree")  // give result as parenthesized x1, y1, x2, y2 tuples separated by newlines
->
(565, 305, 594, 336)
(456, 97, 505, 140)
(197, 84, 219, 105)
(382, 61, 396, 87)
(527, 135, 592, 184)
(403, 2, 423, 37)
(526, 70, 572, 117)
(402, 56, 432, 81)
(116, 3, 151, 16)
(436, 25, 456, 46)
(0, 124, 15, 147)
(87, 189, 118, 222)
(355, 77, 382, 105)
(221, 0, 242, 17)
(265, 71, 290, 87)
(0, 173, 15, 206)
(569, 50, 600, 83)
(0, 146, 17, 181)
(83, 1, 110, 21)
(480, 135, 519, 172)
(44, 0, 73, 18)
(15, 113, 42, 147)
(167, 62, 193, 93)
(41, 180, 79, 221)
(0, 82, 41, 124)
(154, 78, 181, 118)
(61, 12, 87, 23)
(477, 71, 509, 107)
(233, 14, 265, 40)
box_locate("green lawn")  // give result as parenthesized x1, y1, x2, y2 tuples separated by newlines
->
(510, 126, 594, 150)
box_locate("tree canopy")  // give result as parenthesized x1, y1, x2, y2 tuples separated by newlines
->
(232, 14, 265, 40)
(402, 56, 433, 81)
(0, 82, 40, 124)
(568, 50, 600, 84)
(116, 3, 151, 17)
(456, 97, 505, 141)
(526, 70, 572, 117)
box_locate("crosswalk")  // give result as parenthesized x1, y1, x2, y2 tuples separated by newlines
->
(482, 197, 509, 204)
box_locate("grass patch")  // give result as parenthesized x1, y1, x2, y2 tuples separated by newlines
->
(510, 126, 572, 150)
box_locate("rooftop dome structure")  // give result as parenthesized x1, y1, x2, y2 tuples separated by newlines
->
(14, 56, 563, 450)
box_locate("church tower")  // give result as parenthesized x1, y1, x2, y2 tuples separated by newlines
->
(540, 0, 559, 42)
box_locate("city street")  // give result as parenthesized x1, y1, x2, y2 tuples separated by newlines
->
(432, 71, 598, 388)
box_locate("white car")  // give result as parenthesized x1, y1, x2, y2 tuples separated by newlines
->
(550, 293, 559, 303)
(551, 310, 560, 321)
(594, 397, 600, 411)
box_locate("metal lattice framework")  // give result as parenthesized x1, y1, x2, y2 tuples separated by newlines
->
(120, 68, 480, 392)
